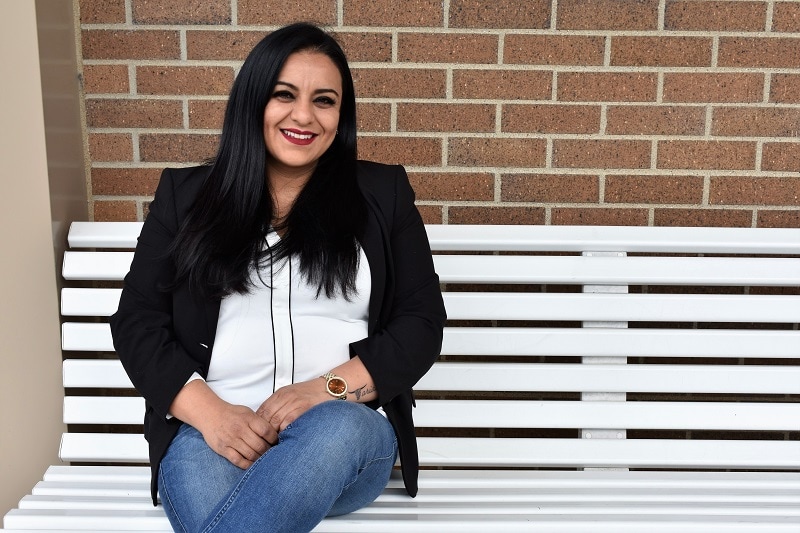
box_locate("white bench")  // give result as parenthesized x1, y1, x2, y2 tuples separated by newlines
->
(3, 222, 800, 532)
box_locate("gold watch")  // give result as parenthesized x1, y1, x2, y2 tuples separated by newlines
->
(321, 372, 348, 400)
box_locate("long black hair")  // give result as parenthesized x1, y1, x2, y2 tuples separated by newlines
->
(170, 23, 366, 300)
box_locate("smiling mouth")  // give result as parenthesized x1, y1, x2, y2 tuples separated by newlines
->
(281, 129, 317, 145)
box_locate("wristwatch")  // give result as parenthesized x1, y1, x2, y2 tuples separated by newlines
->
(321, 372, 348, 400)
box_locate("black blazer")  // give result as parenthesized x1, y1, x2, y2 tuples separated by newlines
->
(110, 161, 447, 505)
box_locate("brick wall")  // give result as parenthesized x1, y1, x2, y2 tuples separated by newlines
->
(80, 0, 800, 227)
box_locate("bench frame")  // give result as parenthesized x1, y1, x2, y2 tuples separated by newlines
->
(3, 222, 800, 532)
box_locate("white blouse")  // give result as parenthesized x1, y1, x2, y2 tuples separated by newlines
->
(199, 233, 371, 412)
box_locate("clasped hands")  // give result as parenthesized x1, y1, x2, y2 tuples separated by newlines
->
(200, 379, 332, 470)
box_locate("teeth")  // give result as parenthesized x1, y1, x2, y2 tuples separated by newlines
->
(283, 130, 314, 140)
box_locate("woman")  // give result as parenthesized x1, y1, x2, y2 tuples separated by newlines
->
(110, 22, 446, 532)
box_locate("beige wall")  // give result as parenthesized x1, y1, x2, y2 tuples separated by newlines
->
(0, 0, 85, 519)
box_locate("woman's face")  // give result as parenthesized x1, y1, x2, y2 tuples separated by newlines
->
(263, 51, 342, 180)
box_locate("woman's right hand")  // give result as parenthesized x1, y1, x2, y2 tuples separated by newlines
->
(199, 402, 279, 469)
(169, 379, 279, 469)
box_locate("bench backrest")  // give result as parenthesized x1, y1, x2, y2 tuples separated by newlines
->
(61, 222, 800, 471)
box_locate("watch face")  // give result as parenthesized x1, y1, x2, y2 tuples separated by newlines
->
(328, 377, 347, 395)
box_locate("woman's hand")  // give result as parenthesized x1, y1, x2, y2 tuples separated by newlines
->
(169, 379, 279, 469)
(199, 403, 280, 469)
(257, 357, 379, 431)
(256, 379, 330, 432)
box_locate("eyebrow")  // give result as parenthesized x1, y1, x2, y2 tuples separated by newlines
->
(274, 81, 340, 97)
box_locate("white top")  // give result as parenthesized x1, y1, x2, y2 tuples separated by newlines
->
(197, 233, 371, 412)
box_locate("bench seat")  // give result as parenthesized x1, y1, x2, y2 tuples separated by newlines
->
(3, 223, 799, 532)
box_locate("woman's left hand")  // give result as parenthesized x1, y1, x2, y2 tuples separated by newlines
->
(256, 379, 331, 432)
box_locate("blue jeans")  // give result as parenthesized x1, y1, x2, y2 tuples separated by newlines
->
(158, 401, 398, 532)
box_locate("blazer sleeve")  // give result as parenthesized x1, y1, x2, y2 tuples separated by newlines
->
(109, 168, 203, 420)
(350, 166, 446, 406)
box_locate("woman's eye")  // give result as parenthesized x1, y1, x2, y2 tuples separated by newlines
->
(272, 91, 294, 101)
(315, 96, 336, 107)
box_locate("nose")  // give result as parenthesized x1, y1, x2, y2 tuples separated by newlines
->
(290, 98, 313, 125)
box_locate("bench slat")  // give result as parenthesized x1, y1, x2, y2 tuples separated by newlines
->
(68, 222, 800, 255)
(6, 508, 800, 533)
(62, 252, 133, 281)
(435, 255, 800, 286)
(58, 314, 800, 358)
(61, 251, 800, 286)
(63, 359, 800, 394)
(63, 396, 800, 431)
(416, 438, 800, 470)
(39, 466, 800, 490)
(61, 288, 121, 316)
(59, 434, 800, 470)
(443, 327, 800, 358)
(444, 293, 800, 322)
(61, 286, 800, 331)
(425, 225, 800, 255)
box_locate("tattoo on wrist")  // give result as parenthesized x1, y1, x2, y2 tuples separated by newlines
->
(351, 384, 376, 401)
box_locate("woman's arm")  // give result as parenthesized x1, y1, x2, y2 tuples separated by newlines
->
(350, 165, 447, 406)
(256, 355, 377, 431)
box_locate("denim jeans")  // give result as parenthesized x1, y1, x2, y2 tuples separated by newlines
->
(158, 401, 398, 533)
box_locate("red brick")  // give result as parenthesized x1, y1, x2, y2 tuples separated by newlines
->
(352, 69, 446, 98)
(502, 104, 600, 134)
(189, 100, 227, 130)
(501, 174, 599, 203)
(665, 1, 766, 31)
(186, 31, 265, 61)
(335, 32, 393, 63)
(758, 210, 800, 228)
(553, 140, 651, 169)
(662, 73, 763, 103)
(654, 209, 752, 227)
(557, 0, 659, 30)
(357, 103, 391, 132)
(762, 142, 800, 172)
(93, 201, 138, 222)
(86, 99, 183, 128)
(449, 0, 550, 28)
(606, 106, 706, 136)
(770, 74, 800, 103)
(452, 70, 551, 100)
(611, 37, 712, 67)
(79, 0, 125, 24)
(88, 133, 133, 162)
(82, 65, 129, 94)
(605, 175, 704, 204)
(139, 133, 220, 163)
(449, 138, 546, 168)
(772, 2, 800, 32)
(398, 33, 498, 64)
(238, 0, 335, 24)
(408, 172, 494, 201)
(712, 108, 800, 137)
(658, 141, 756, 170)
(82, 30, 180, 60)
(552, 208, 648, 226)
(136, 66, 235, 96)
(398, 104, 495, 133)
(719, 38, 800, 68)
(132, 0, 230, 24)
(91, 168, 163, 196)
(343, 0, 443, 26)
(357, 137, 442, 166)
(417, 205, 443, 224)
(449, 206, 546, 225)
(504, 35, 605, 66)
(558, 73, 657, 102)
(711, 177, 800, 206)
